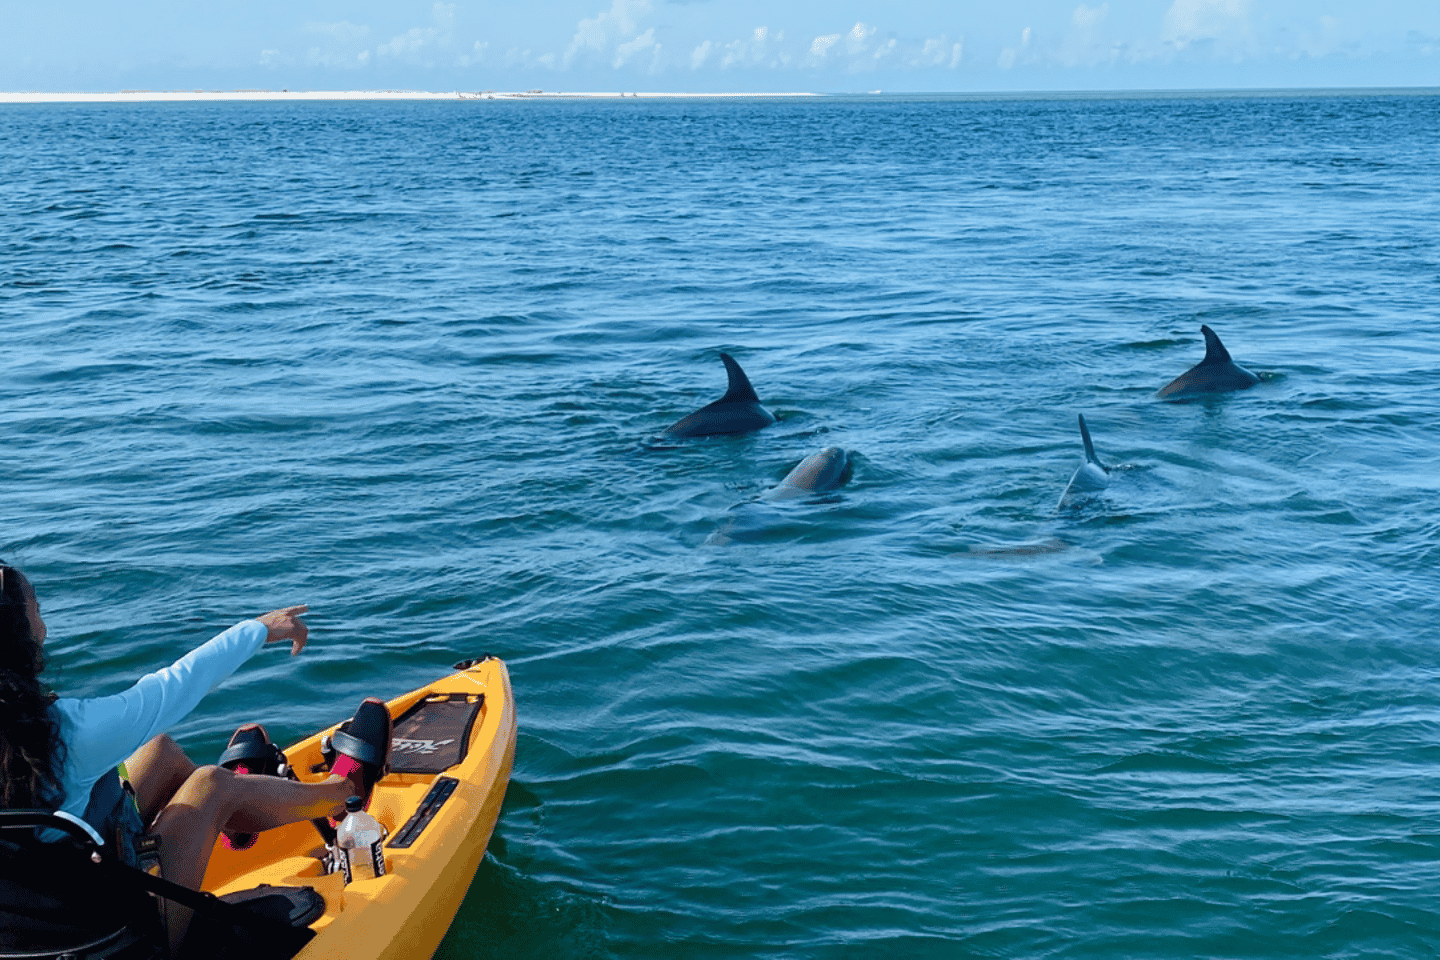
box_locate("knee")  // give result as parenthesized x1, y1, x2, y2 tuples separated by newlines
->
(151, 765, 239, 835)
(182, 764, 237, 802)
(129, 733, 186, 768)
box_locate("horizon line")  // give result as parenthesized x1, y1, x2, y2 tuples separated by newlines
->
(3, 85, 1438, 105)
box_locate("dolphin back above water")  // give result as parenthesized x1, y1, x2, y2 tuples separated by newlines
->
(1058, 414, 1109, 507)
(761, 447, 853, 501)
(1156, 324, 1261, 400)
(664, 352, 777, 438)
(706, 446, 855, 544)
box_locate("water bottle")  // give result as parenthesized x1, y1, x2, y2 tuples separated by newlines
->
(335, 796, 387, 883)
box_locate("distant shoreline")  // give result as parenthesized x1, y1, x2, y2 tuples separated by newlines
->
(0, 90, 817, 104)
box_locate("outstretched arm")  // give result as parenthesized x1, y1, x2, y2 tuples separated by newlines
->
(54, 606, 312, 816)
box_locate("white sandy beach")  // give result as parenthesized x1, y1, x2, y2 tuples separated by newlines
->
(0, 90, 816, 104)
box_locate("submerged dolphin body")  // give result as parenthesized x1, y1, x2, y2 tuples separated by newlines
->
(761, 447, 853, 501)
(958, 538, 1071, 557)
(706, 447, 855, 545)
(664, 353, 777, 438)
(1058, 414, 1109, 508)
(1156, 325, 1261, 401)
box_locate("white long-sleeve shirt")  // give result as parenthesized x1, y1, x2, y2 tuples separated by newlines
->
(51, 619, 268, 820)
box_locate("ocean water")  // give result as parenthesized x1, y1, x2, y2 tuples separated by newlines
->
(4, 92, 1440, 958)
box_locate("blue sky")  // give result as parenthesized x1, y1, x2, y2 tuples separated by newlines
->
(4, 0, 1438, 93)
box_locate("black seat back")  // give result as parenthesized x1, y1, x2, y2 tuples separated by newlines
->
(2, 810, 319, 960)
(0, 810, 163, 960)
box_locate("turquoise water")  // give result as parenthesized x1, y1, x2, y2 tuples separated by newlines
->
(4, 93, 1440, 958)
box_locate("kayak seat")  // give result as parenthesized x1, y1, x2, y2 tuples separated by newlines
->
(387, 693, 485, 775)
(0, 811, 163, 960)
(181, 884, 325, 959)
(3, 811, 320, 960)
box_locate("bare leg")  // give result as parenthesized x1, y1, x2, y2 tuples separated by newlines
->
(148, 764, 355, 954)
(123, 735, 197, 826)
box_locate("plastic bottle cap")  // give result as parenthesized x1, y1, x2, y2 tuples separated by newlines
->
(345, 795, 364, 812)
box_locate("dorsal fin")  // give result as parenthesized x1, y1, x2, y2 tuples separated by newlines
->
(717, 353, 762, 404)
(1200, 325, 1233, 365)
(1078, 414, 1105, 470)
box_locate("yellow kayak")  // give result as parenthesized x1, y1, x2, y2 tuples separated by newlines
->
(199, 656, 517, 960)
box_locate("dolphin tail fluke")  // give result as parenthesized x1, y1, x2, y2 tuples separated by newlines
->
(1078, 414, 1105, 470)
(1199, 325, 1233, 365)
(718, 352, 763, 404)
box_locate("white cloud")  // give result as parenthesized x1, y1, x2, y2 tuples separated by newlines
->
(379, 28, 431, 57)
(501, 47, 559, 69)
(458, 41, 488, 68)
(718, 27, 779, 69)
(1288, 15, 1352, 58)
(1162, 0, 1250, 49)
(305, 21, 371, 44)
(1060, 3, 1121, 66)
(564, 0, 652, 67)
(1073, 4, 1108, 33)
(998, 26, 1031, 69)
(295, 20, 372, 69)
(810, 33, 841, 59)
(917, 35, 963, 68)
(305, 46, 373, 68)
(614, 28, 656, 68)
(377, 3, 456, 61)
(675, 24, 975, 74)
(847, 22, 876, 55)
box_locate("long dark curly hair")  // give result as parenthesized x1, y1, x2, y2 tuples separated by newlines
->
(0, 562, 65, 809)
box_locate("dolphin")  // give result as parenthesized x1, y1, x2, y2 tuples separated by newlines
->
(706, 447, 856, 544)
(760, 447, 853, 501)
(1058, 414, 1109, 508)
(1156, 324, 1261, 400)
(664, 352, 777, 438)
(958, 538, 1070, 557)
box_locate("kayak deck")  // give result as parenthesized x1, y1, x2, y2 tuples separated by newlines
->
(200, 657, 517, 960)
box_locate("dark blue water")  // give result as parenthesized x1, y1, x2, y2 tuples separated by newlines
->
(4, 93, 1440, 958)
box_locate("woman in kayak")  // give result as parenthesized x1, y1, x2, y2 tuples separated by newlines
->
(0, 561, 392, 952)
